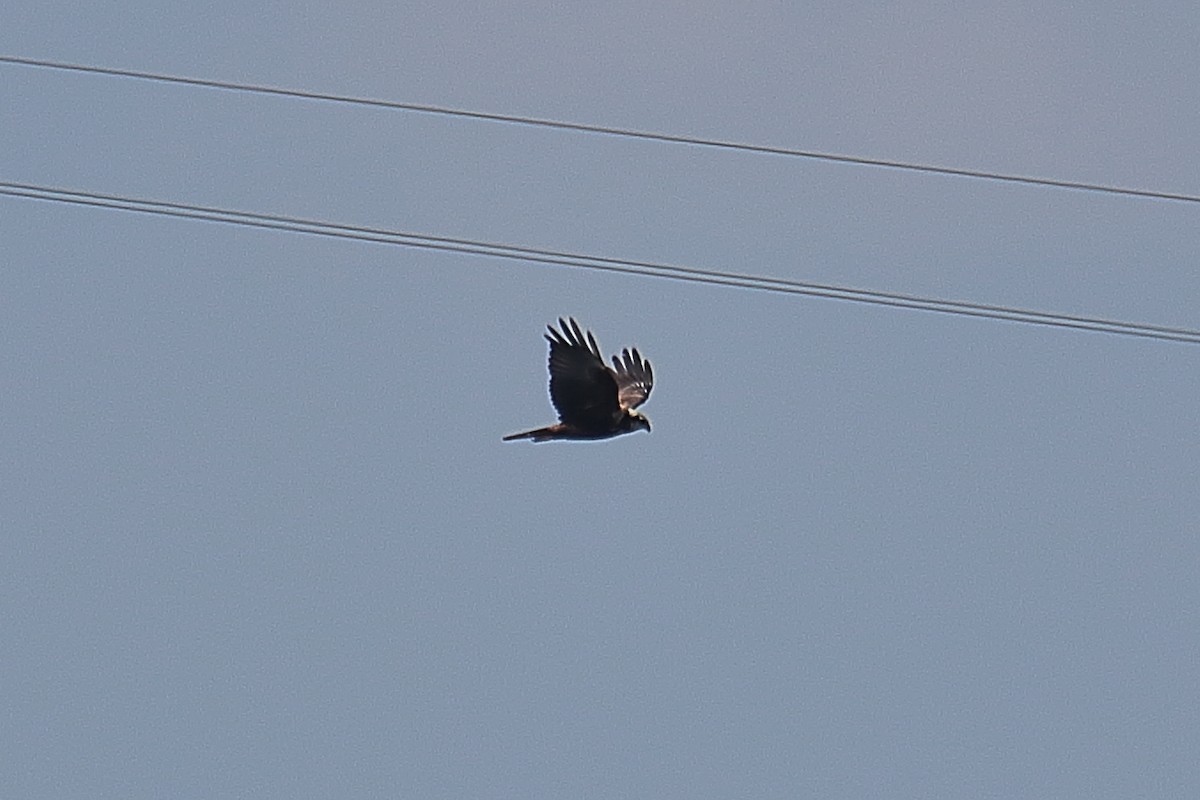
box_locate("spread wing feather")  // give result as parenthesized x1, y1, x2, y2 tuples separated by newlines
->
(545, 318, 622, 428)
(612, 347, 653, 409)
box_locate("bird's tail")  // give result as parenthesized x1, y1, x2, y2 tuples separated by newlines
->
(502, 425, 557, 442)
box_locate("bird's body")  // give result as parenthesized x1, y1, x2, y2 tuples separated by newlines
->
(504, 318, 654, 443)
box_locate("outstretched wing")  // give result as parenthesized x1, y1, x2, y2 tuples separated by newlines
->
(545, 318, 622, 427)
(612, 347, 653, 410)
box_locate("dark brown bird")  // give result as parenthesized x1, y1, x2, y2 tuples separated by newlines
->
(504, 317, 654, 442)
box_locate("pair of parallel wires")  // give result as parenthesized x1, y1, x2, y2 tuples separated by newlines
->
(2, 55, 1198, 345)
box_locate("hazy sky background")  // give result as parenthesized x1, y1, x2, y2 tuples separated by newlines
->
(3, 3, 1198, 798)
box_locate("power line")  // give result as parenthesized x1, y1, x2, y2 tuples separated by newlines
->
(3, 54, 1199, 206)
(3, 180, 1197, 345)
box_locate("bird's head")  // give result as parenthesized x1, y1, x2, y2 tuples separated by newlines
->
(629, 410, 651, 434)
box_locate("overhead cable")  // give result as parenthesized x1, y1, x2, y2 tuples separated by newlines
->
(3, 180, 1197, 345)
(2, 55, 1198, 206)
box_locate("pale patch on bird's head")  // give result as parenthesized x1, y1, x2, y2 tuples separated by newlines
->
(630, 410, 651, 433)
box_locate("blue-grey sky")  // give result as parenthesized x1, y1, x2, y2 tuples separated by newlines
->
(3, 3, 1198, 798)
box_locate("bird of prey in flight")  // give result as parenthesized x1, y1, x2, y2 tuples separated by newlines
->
(504, 317, 654, 442)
